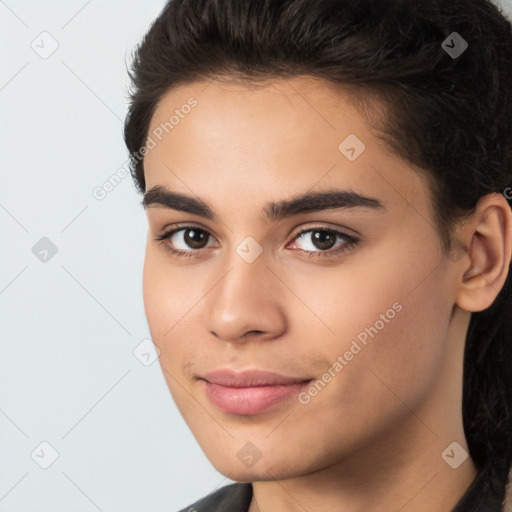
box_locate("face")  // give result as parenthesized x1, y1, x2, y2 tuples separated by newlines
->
(141, 76, 459, 481)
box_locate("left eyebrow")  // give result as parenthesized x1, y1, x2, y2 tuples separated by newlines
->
(141, 185, 386, 221)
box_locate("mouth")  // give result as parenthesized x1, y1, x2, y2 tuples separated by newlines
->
(198, 369, 314, 415)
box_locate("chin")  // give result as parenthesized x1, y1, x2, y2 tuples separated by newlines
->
(203, 444, 316, 483)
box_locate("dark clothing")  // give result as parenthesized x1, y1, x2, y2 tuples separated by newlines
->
(177, 483, 252, 512)
(178, 468, 508, 512)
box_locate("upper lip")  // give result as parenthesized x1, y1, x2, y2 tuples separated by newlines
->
(200, 369, 313, 387)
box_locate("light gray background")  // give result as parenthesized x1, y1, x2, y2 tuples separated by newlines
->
(1, 1, 511, 511)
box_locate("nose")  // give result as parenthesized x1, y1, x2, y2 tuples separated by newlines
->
(204, 245, 287, 344)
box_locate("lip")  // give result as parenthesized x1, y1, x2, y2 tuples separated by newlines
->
(199, 369, 313, 415)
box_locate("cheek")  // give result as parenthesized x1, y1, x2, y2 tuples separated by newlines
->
(142, 245, 209, 389)
(142, 244, 199, 348)
(142, 247, 167, 347)
(142, 249, 195, 411)
(285, 241, 452, 429)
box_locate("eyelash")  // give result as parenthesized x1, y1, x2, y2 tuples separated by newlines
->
(153, 224, 359, 260)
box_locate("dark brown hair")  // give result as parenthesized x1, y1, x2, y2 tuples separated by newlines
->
(123, 1, 512, 509)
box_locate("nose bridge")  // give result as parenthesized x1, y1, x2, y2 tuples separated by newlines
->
(205, 237, 285, 341)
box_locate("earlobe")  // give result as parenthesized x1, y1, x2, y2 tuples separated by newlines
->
(455, 193, 512, 313)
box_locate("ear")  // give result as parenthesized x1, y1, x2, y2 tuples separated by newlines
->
(455, 193, 512, 312)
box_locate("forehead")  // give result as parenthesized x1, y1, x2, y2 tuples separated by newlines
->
(143, 76, 433, 220)
(146, 76, 374, 151)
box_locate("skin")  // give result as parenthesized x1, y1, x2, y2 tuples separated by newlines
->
(141, 75, 512, 512)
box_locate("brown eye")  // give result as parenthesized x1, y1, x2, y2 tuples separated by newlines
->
(291, 228, 354, 253)
(154, 226, 216, 255)
(309, 230, 337, 250)
(182, 228, 210, 249)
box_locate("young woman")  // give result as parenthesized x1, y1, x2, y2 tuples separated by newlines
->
(123, 0, 512, 510)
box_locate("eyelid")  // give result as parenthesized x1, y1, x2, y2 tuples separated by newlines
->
(157, 222, 220, 244)
(157, 221, 359, 243)
(285, 224, 359, 255)
(287, 221, 360, 241)
(154, 221, 360, 261)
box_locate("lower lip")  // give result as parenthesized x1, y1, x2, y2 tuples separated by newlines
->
(202, 380, 312, 415)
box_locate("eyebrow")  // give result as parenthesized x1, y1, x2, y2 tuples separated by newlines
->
(141, 185, 386, 222)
